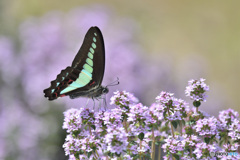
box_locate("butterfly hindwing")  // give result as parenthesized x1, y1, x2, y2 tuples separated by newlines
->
(44, 26, 105, 101)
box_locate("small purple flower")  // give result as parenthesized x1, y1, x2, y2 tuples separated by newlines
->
(156, 91, 189, 121)
(63, 108, 82, 133)
(162, 135, 184, 155)
(102, 107, 123, 127)
(137, 138, 151, 153)
(104, 127, 128, 155)
(217, 143, 240, 159)
(194, 117, 220, 137)
(127, 103, 150, 135)
(228, 118, 240, 141)
(193, 142, 219, 159)
(110, 90, 139, 108)
(218, 108, 239, 128)
(123, 154, 133, 160)
(185, 78, 209, 102)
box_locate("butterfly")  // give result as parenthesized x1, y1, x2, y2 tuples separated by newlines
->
(43, 26, 109, 101)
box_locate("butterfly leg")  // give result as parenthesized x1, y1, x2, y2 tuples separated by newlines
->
(103, 95, 107, 110)
(92, 97, 95, 110)
(85, 98, 90, 107)
(98, 99, 102, 112)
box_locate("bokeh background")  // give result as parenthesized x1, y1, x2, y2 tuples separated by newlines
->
(0, 1, 239, 159)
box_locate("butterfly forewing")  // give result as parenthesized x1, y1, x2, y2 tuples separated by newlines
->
(43, 26, 105, 101)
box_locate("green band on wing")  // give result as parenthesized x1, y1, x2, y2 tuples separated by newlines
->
(86, 58, 93, 66)
(51, 89, 55, 93)
(69, 81, 84, 88)
(77, 71, 92, 84)
(94, 33, 97, 36)
(88, 52, 93, 59)
(56, 82, 60, 87)
(92, 43, 96, 49)
(82, 69, 92, 78)
(89, 48, 94, 54)
(60, 85, 78, 94)
(60, 70, 92, 94)
(66, 72, 69, 76)
(93, 37, 96, 42)
(62, 77, 65, 81)
(83, 63, 93, 73)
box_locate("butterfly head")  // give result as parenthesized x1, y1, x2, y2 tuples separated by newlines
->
(102, 87, 109, 95)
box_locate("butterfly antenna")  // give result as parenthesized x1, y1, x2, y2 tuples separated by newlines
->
(106, 77, 120, 87)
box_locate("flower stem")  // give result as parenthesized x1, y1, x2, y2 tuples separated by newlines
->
(180, 121, 183, 136)
(190, 147, 192, 157)
(89, 125, 92, 135)
(158, 143, 161, 160)
(167, 109, 175, 138)
(151, 127, 155, 160)
(140, 140, 143, 159)
(123, 118, 128, 132)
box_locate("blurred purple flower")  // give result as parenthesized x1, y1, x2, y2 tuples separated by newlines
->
(156, 91, 189, 121)
(194, 117, 220, 137)
(218, 108, 239, 128)
(110, 90, 139, 107)
(193, 142, 219, 159)
(18, 6, 154, 109)
(185, 78, 209, 102)
(1, 5, 162, 160)
(62, 108, 83, 133)
(162, 135, 184, 156)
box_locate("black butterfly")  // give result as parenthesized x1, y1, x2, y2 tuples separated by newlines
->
(44, 26, 108, 101)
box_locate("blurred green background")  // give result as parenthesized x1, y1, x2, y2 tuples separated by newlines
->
(0, 0, 239, 159)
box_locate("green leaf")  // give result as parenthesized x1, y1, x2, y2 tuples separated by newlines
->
(115, 153, 121, 157)
(91, 125, 96, 130)
(163, 111, 167, 117)
(173, 154, 180, 160)
(204, 137, 210, 144)
(193, 101, 201, 108)
(138, 132, 145, 140)
(171, 121, 178, 129)
(87, 151, 92, 158)
(181, 119, 186, 126)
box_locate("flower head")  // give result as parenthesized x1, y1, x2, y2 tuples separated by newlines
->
(110, 90, 139, 108)
(185, 78, 209, 102)
(156, 91, 189, 121)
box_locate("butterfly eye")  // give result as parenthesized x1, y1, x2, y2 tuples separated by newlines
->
(102, 88, 109, 94)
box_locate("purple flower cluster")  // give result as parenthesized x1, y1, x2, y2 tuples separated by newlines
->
(185, 78, 209, 102)
(218, 143, 240, 159)
(162, 135, 184, 154)
(62, 79, 240, 160)
(127, 103, 151, 135)
(194, 117, 220, 137)
(218, 109, 240, 142)
(193, 142, 219, 159)
(156, 91, 189, 121)
(63, 108, 83, 133)
(110, 90, 139, 108)
(63, 91, 153, 159)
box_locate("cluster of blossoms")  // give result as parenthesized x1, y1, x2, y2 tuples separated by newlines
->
(63, 79, 240, 160)
(156, 91, 189, 121)
(194, 117, 220, 137)
(185, 78, 209, 108)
